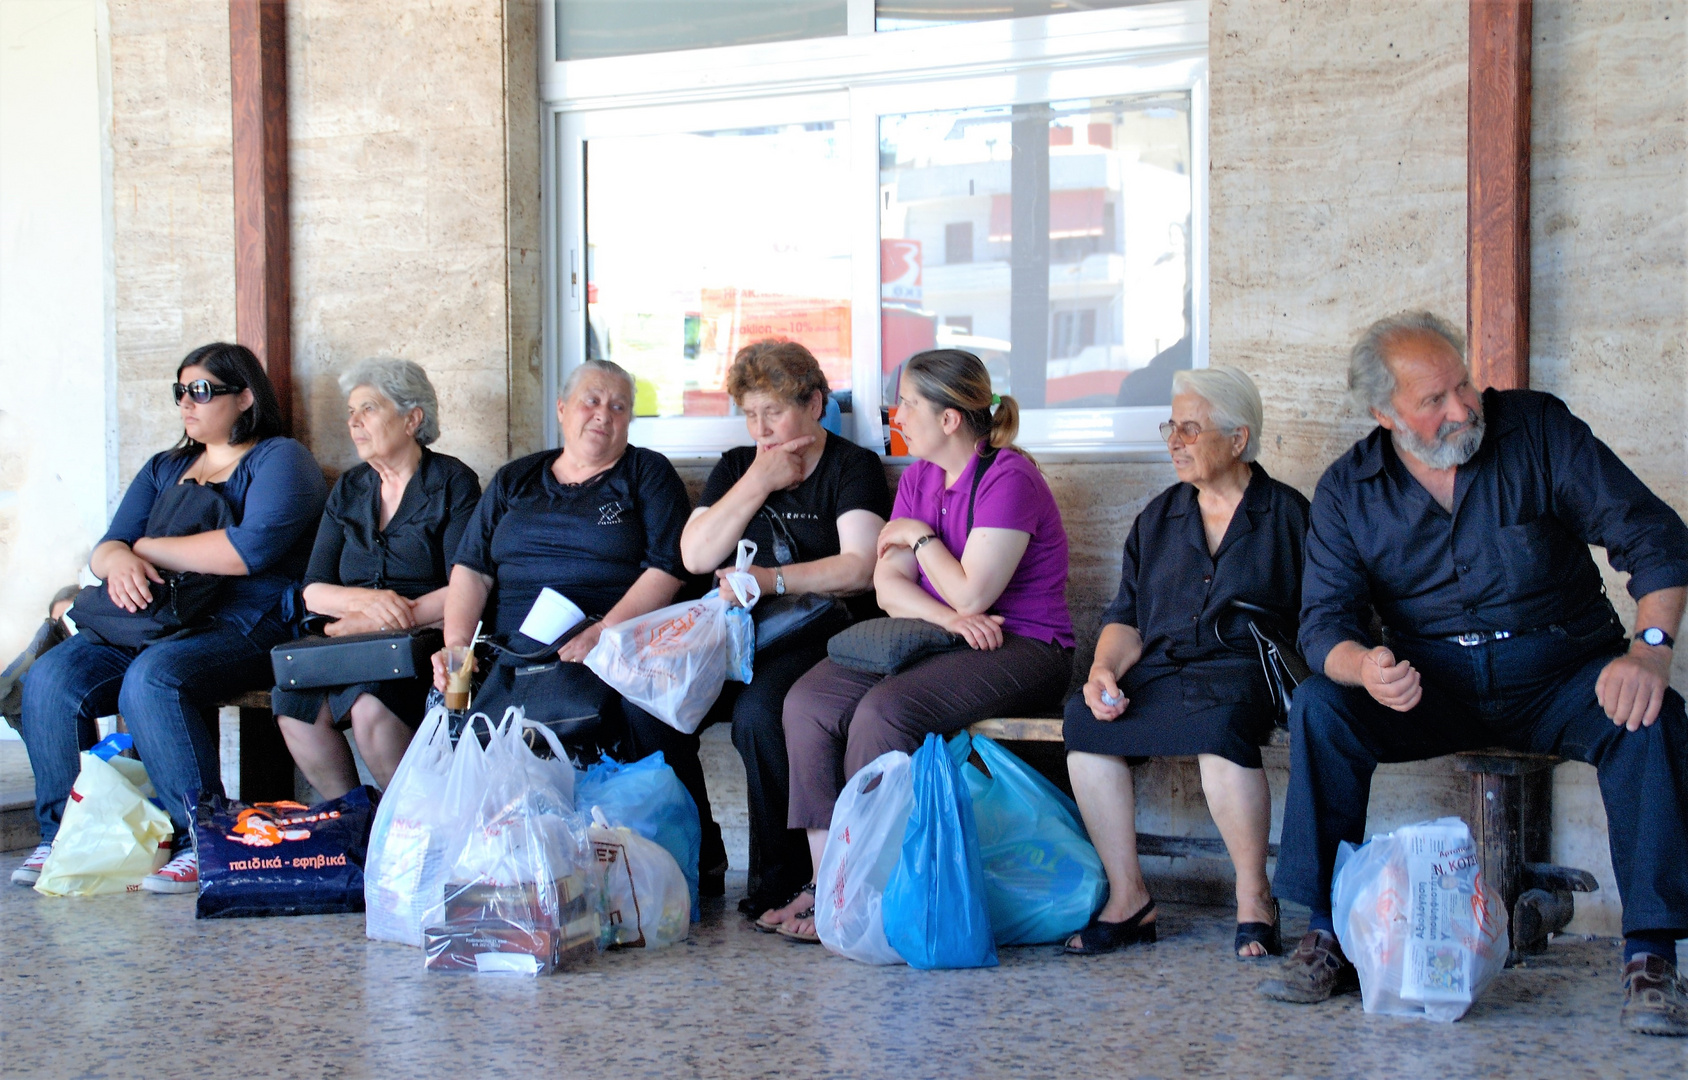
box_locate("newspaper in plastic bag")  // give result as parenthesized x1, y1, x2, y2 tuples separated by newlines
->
(1332, 817, 1509, 1022)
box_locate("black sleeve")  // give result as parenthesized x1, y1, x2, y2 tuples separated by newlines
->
(835, 445, 893, 520)
(1099, 514, 1143, 629)
(1298, 469, 1375, 676)
(697, 449, 749, 509)
(452, 466, 507, 575)
(302, 478, 350, 587)
(634, 449, 692, 579)
(439, 463, 484, 576)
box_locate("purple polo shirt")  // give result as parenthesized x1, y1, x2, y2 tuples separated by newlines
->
(891, 449, 1074, 648)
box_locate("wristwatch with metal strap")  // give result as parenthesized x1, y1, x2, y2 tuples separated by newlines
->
(774, 566, 786, 596)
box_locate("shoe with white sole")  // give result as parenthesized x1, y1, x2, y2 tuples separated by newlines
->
(141, 848, 198, 894)
(10, 843, 53, 886)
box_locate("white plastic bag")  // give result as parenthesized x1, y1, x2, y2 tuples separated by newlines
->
(34, 746, 172, 896)
(584, 542, 760, 734)
(815, 751, 915, 965)
(365, 705, 459, 945)
(589, 807, 691, 949)
(1332, 817, 1509, 1022)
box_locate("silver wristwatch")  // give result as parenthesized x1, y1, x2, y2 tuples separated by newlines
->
(774, 567, 786, 596)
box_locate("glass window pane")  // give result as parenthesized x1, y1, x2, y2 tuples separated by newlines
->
(877, 1, 1155, 32)
(586, 123, 853, 419)
(879, 94, 1191, 411)
(558, 1, 846, 61)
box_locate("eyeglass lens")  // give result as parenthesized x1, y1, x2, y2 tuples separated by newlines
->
(1159, 420, 1205, 443)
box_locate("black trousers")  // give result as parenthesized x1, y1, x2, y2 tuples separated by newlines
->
(622, 638, 831, 901)
(1273, 615, 1688, 937)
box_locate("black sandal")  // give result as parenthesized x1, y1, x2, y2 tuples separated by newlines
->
(1235, 900, 1282, 959)
(1063, 898, 1157, 955)
(753, 882, 815, 934)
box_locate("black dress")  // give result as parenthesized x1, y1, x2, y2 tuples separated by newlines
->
(1062, 462, 1310, 768)
(271, 448, 482, 729)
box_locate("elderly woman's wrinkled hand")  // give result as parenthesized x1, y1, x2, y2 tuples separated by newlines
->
(105, 546, 165, 612)
(1082, 671, 1130, 721)
(745, 435, 815, 494)
(342, 588, 415, 630)
(715, 564, 772, 606)
(557, 620, 606, 664)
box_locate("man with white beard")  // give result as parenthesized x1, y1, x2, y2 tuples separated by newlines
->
(1259, 311, 1688, 1037)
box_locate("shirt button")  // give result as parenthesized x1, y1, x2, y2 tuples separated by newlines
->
(1203, 575, 1212, 584)
(1191, 614, 1199, 622)
(1456, 564, 1469, 575)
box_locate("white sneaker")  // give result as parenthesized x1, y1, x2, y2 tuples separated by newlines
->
(142, 848, 198, 894)
(10, 843, 53, 886)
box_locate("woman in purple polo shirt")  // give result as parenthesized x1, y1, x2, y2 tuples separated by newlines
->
(770, 349, 1074, 942)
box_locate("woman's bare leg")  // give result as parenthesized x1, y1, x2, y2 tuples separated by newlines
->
(346, 693, 414, 790)
(1197, 752, 1275, 956)
(276, 700, 358, 800)
(1066, 751, 1156, 945)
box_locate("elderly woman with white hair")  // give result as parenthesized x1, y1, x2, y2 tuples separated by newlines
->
(1062, 365, 1310, 959)
(273, 358, 481, 795)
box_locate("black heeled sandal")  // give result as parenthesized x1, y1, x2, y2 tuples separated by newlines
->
(1234, 899, 1282, 959)
(1063, 897, 1157, 955)
(753, 882, 815, 934)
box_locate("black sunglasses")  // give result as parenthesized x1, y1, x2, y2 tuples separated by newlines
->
(172, 379, 245, 405)
(759, 507, 799, 566)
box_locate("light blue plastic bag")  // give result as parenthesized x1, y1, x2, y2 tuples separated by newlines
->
(577, 752, 702, 921)
(947, 732, 1107, 945)
(882, 733, 998, 969)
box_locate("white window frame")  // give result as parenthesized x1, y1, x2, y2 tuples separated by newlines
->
(539, 0, 1208, 455)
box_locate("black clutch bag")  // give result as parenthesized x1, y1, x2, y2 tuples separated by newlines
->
(826, 617, 967, 675)
(753, 593, 851, 654)
(271, 627, 445, 691)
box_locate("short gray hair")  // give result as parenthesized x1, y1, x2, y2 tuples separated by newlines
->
(1172, 365, 1264, 463)
(1349, 311, 1466, 415)
(560, 358, 635, 404)
(338, 358, 441, 446)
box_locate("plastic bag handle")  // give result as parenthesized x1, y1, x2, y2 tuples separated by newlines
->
(723, 539, 762, 609)
(516, 716, 570, 763)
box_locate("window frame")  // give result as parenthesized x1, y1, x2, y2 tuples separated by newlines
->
(539, 0, 1209, 454)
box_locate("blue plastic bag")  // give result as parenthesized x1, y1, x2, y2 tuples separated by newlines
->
(947, 732, 1106, 945)
(882, 733, 998, 969)
(195, 786, 378, 919)
(576, 752, 702, 921)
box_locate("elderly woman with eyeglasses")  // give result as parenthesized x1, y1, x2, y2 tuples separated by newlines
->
(1061, 366, 1310, 959)
(271, 359, 481, 797)
(13, 343, 327, 893)
(667, 339, 890, 923)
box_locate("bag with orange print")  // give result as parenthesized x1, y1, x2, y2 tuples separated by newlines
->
(1331, 817, 1510, 1022)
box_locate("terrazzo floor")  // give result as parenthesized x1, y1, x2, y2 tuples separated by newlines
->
(3, 862, 1684, 1080)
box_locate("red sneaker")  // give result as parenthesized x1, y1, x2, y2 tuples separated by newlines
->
(142, 848, 198, 894)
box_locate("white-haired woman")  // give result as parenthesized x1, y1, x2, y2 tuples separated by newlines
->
(1062, 366, 1310, 959)
(273, 358, 481, 795)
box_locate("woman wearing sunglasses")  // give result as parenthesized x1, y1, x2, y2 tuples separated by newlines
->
(1061, 366, 1308, 959)
(668, 339, 890, 926)
(12, 343, 327, 893)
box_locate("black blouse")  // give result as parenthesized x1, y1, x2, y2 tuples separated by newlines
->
(1104, 462, 1310, 698)
(304, 448, 483, 599)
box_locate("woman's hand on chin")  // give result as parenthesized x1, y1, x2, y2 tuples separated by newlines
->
(944, 611, 1005, 651)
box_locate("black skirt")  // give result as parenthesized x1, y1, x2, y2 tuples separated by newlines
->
(271, 675, 431, 732)
(1061, 657, 1274, 769)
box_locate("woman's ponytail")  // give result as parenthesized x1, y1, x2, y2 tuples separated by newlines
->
(904, 349, 1036, 467)
(986, 394, 1019, 451)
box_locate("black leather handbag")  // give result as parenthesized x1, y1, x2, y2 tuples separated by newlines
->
(752, 593, 850, 653)
(466, 619, 609, 744)
(270, 626, 445, 691)
(1217, 599, 1312, 728)
(70, 479, 234, 649)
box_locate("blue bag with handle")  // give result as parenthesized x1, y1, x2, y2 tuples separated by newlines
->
(947, 731, 1107, 945)
(882, 733, 998, 969)
(576, 752, 702, 921)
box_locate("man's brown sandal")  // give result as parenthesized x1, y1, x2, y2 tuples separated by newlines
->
(1259, 929, 1359, 1003)
(1621, 954, 1688, 1037)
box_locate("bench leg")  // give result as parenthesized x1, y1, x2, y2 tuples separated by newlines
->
(216, 703, 296, 804)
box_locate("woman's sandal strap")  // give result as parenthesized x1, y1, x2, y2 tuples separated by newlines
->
(1064, 898, 1157, 955)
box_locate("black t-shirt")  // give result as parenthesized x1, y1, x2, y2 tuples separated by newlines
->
(698, 433, 892, 570)
(304, 448, 482, 600)
(453, 446, 690, 634)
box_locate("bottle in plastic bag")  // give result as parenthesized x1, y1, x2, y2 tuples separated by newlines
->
(590, 808, 690, 949)
(1331, 816, 1509, 1022)
(815, 750, 915, 965)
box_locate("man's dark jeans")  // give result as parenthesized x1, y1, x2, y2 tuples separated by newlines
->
(1274, 613, 1688, 937)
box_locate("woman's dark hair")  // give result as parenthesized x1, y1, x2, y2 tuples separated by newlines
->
(903, 348, 1029, 462)
(171, 342, 284, 457)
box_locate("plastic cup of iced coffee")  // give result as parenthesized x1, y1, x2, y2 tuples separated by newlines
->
(445, 646, 474, 711)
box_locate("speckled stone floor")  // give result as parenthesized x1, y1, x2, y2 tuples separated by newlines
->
(3, 862, 1684, 1080)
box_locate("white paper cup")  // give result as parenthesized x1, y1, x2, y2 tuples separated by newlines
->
(519, 587, 586, 644)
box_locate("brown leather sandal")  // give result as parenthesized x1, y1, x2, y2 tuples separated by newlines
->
(1258, 929, 1358, 1003)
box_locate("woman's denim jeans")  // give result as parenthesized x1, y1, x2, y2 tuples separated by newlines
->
(20, 614, 288, 838)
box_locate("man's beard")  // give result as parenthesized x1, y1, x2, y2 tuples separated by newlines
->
(1389, 407, 1485, 469)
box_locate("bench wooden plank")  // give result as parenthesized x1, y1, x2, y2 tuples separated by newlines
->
(969, 717, 1063, 742)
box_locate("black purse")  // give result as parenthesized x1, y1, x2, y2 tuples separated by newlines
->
(753, 592, 851, 653)
(270, 626, 445, 691)
(466, 619, 609, 744)
(1217, 599, 1312, 728)
(70, 479, 234, 649)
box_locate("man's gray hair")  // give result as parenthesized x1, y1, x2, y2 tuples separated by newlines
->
(339, 357, 440, 445)
(1348, 311, 1466, 415)
(1172, 365, 1264, 463)
(560, 358, 635, 403)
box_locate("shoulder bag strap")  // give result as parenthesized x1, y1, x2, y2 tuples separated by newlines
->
(963, 448, 1000, 535)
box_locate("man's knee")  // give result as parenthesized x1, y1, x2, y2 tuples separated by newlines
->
(1290, 675, 1360, 738)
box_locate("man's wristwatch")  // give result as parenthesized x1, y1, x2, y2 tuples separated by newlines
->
(911, 534, 939, 557)
(1638, 626, 1676, 649)
(774, 566, 786, 596)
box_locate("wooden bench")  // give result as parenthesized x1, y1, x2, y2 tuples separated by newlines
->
(106, 689, 296, 804)
(968, 716, 1598, 958)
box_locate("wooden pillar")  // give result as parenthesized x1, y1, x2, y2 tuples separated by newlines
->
(229, 0, 292, 432)
(1467, 0, 1533, 391)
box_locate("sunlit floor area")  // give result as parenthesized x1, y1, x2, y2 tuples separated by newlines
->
(3, 863, 1684, 1080)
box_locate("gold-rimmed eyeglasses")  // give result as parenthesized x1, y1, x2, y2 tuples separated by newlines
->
(1158, 420, 1219, 445)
